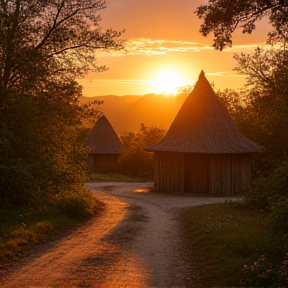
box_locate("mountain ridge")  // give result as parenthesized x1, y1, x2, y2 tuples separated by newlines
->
(80, 93, 187, 135)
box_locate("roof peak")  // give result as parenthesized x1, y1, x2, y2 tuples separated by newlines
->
(84, 115, 125, 154)
(199, 70, 205, 79)
(145, 70, 262, 154)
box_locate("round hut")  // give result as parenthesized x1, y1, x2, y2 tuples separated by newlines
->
(84, 115, 125, 173)
(146, 71, 263, 195)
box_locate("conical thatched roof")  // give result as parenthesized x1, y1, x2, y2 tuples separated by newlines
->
(146, 71, 262, 154)
(84, 115, 125, 154)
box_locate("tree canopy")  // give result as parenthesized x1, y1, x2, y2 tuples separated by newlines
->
(0, 0, 124, 103)
(117, 124, 165, 178)
(0, 0, 124, 211)
(195, 0, 288, 50)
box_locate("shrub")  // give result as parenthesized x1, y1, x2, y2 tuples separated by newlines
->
(245, 161, 288, 210)
(242, 254, 288, 287)
(117, 123, 165, 178)
(56, 189, 99, 219)
(269, 196, 288, 234)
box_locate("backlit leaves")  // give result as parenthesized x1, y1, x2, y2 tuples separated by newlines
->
(195, 0, 288, 50)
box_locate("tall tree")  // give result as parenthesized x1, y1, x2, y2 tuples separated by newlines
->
(0, 0, 124, 103)
(195, 0, 288, 50)
(0, 0, 124, 207)
(233, 36, 288, 166)
(234, 34, 288, 100)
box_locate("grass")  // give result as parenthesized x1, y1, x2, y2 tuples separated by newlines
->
(0, 198, 104, 263)
(185, 202, 286, 287)
(89, 172, 152, 182)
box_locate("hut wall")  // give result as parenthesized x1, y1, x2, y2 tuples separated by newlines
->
(153, 152, 252, 195)
(154, 152, 185, 193)
(88, 153, 119, 173)
(209, 154, 252, 195)
(185, 154, 209, 194)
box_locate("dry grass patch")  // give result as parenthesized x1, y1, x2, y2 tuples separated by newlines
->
(0, 198, 104, 263)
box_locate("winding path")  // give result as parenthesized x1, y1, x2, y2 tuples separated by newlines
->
(1, 182, 238, 287)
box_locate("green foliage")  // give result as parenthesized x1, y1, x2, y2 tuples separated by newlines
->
(55, 189, 100, 218)
(0, 1, 123, 213)
(269, 196, 288, 235)
(117, 123, 165, 178)
(0, 200, 103, 262)
(195, 0, 288, 50)
(234, 36, 288, 167)
(0, 0, 122, 263)
(242, 254, 288, 287)
(245, 162, 288, 236)
(245, 162, 288, 211)
(217, 34, 288, 176)
(185, 202, 286, 287)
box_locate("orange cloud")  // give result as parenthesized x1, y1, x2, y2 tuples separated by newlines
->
(99, 38, 269, 58)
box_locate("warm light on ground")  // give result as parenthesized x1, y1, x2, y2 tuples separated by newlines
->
(153, 70, 187, 95)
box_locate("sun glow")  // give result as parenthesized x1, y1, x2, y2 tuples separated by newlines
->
(153, 70, 186, 95)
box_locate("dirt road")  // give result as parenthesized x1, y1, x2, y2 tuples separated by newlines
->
(1, 182, 238, 288)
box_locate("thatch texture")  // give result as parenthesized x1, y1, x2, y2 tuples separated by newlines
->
(146, 71, 262, 195)
(84, 115, 125, 154)
(146, 71, 262, 154)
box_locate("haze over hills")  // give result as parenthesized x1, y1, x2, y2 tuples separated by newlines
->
(80, 93, 187, 135)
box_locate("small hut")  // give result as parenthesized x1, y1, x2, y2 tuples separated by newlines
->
(84, 115, 125, 173)
(146, 71, 262, 195)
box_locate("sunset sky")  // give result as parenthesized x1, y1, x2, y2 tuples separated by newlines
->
(78, 0, 272, 97)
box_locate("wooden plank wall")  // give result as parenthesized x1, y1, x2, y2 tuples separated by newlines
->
(90, 153, 119, 173)
(209, 154, 251, 195)
(153, 152, 252, 195)
(185, 154, 209, 194)
(154, 152, 185, 193)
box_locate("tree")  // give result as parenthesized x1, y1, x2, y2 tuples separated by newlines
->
(215, 34, 288, 175)
(0, 0, 124, 210)
(234, 36, 288, 100)
(0, 0, 124, 104)
(195, 0, 288, 50)
(117, 124, 165, 178)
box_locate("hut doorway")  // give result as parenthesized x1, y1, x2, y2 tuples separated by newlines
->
(184, 154, 209, 194)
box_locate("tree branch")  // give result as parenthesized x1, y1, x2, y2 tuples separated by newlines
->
(36, 2, 103, 51)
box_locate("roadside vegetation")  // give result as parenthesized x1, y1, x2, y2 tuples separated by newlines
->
(0, 198, 104, 262)
(185, 202, 288, 287)
(0, 0, 123, 262)
(116, 123, 165, 179)
(87, 123, 164, 182)
(186, 2, 288, 286)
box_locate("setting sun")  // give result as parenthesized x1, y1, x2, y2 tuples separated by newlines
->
(153, 70, 186, 94)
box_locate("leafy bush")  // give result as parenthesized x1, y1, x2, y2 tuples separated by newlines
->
(56, 189, 101, 219)
(117, 123, 165, 178)
(242, 254, 288, 287)
(269, 196, 288, 234)
(245, 161, 288, 210)
(185, 202, 284, 287)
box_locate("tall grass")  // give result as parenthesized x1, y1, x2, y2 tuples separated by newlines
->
(0, 198, 104, 262)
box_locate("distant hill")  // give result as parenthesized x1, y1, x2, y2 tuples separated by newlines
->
(80, 94, 187, 135)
